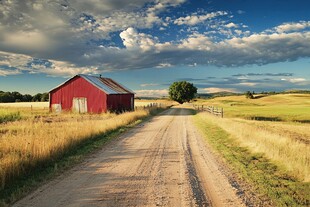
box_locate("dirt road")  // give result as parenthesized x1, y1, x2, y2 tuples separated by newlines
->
(13, 107, 246, 207)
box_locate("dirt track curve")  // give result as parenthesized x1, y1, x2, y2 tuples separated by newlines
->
(13, 106, 246, 207)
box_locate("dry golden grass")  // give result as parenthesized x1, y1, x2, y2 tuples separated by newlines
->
(197, 112, 310, 182)
(0, 102, 49, 108)
(135, 99, 176, 107)
(0, 108, 157, 190)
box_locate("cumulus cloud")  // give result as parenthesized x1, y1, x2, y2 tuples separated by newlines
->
(174, 11, 227, 25)
(0, 68, 21, 76)
(275, 21, 310, 33)
(200, 87, 239, 93)
(120, 27, 158, 51)
(134, 89, 168, 97)
(0, 0, 310, 77)
(0, 51, 97, 77)
(225, 22, 238, 28)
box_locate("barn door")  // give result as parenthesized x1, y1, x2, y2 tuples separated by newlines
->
(72, 98, 87, 113)
(52, 104, 62, 113)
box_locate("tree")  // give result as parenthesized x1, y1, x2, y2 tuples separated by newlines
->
(32, 93, 42, 102)
(41, 93, 49, 101)
(22, 94, 33, 102)
(245, 91, 254, 99)
(169, 81, 197, 104)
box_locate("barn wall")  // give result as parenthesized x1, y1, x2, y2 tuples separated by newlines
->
(50, 76, 107, 113)
(107, 94, 134, 112)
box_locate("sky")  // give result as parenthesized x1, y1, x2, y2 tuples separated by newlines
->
(0, 0, 309, 97)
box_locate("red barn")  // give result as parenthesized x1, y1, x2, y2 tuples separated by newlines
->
(49, 74, 134, 113)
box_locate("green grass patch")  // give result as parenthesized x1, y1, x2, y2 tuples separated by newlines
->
(0, 110, 21, 124)
(194, 114, 310, 206)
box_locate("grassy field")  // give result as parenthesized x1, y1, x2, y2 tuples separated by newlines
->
(195, 94, 310, 122)
(0, 102, 171, 205)
(0, 102, 49, 108)
(194, 93, 310, 206)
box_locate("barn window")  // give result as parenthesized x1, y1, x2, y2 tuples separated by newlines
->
(73, 97, 88, 113)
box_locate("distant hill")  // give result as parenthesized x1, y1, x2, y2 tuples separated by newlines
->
(197, 90, 310, 100)
(197, 92, 240, 99)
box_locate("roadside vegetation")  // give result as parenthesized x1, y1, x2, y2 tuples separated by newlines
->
(0, 101, 172, 206)
(194, 93, 310, 206)
(0, 109, 21, 124)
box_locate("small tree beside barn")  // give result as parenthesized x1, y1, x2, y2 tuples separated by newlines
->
(49, 74, 134, 113)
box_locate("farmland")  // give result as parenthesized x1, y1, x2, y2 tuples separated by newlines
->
(0, 100, 172, 205)
(193, 93, 310, 206)
(1, 94, 309, 206)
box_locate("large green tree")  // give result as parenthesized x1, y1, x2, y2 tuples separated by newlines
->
(169, 81, 197, 104)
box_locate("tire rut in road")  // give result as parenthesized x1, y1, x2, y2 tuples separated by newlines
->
(184, 137, 210, 207)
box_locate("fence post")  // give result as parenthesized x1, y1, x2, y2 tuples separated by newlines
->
(221, 108, 223, 118)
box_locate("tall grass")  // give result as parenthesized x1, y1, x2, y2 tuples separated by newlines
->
(194, 114, 309, 206)
(0, 108, 156, 191)
(197, 113, 310, 182)
(0, 109, 21, 124)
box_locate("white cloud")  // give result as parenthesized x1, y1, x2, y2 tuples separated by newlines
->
(0, 51, 97, 77)
(225, 22, 238, 28)
(156, 63, 173, 68)
(200, 87, 239, 93)
(120, 27, 158, 51)
(238, 82, 257, 86)
(140, 83, 159, 87)
(134, 89, 168, 97)
(275, 21, 310, 33)
(0, 1, 310, 77)
(0, 69, 21, 76)
(174, 11, 227, 25)
(179, 33, 213, 50)
(281, 78, 306, 83)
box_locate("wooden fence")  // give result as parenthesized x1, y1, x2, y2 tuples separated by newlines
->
(193, 104, 224, 118)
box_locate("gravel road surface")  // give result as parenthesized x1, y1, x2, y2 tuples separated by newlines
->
(13, 106, 246, 207)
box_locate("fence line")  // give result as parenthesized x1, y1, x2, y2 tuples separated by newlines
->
(193, 104, 224, 118)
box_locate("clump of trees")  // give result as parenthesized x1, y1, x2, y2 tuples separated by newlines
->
(245, 91, 254, 99)
(169, 81, 197, 104)
(0, 91, 49, 103)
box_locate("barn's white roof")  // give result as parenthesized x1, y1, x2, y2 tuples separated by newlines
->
(49, 74, 134, 95)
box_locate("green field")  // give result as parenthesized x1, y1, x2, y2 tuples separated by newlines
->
(196, 94, 310, 122)
(194, 93, 310, 206)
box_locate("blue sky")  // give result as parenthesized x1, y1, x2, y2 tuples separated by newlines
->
(0, 0, 309, 97)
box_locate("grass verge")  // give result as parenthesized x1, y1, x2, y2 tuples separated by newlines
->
(0, 110, 21, 124)
(0, 107, 167, 207)
(193, 113, 310, 206)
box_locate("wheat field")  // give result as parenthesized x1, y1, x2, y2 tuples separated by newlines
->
(0, 106, 165, 190)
